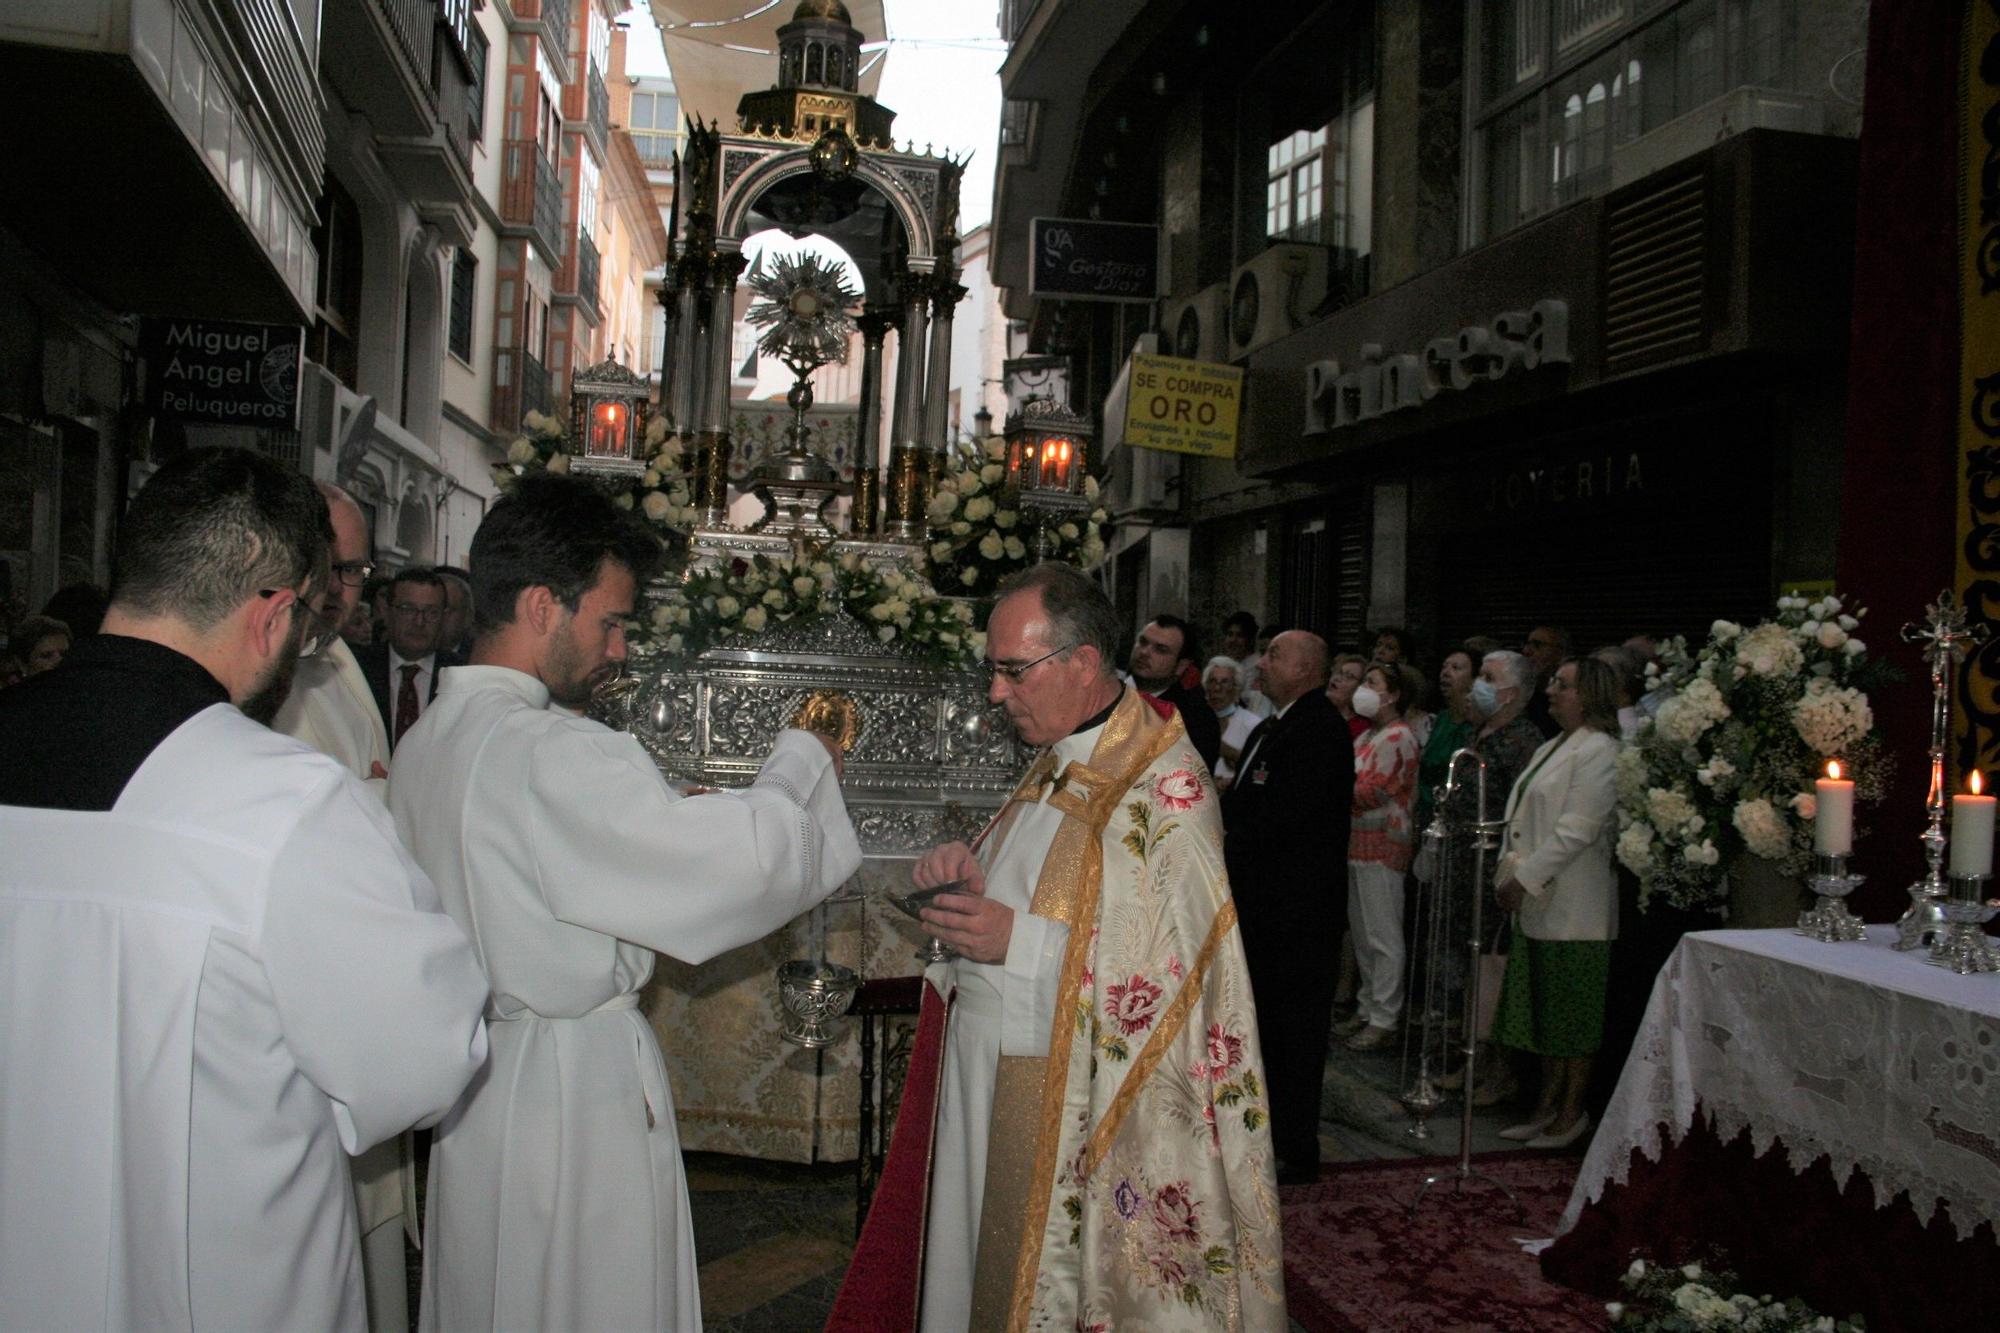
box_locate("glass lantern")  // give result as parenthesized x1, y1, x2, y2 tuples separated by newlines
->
(1003, 396, 1093, 557)
(569, 357, 652, 478)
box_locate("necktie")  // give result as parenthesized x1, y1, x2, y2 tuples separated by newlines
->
(395, 662, 421, 747)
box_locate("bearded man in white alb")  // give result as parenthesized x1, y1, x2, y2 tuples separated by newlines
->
(271, 480, 416, 1330)
(390, 473, 861, 1331)
(0, 447, 490, 1330)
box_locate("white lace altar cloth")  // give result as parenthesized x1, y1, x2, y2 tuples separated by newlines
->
(1558, 925, 2000, 1242)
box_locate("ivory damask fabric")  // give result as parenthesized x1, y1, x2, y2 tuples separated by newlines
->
(1560, 926, 2000, 1242)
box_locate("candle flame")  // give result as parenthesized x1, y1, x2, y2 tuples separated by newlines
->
(1975, 769, 1986, 797)
(1827, 760, 1842, 781)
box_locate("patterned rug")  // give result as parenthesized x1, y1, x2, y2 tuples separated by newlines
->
(1281, 1152, 1605, 1332)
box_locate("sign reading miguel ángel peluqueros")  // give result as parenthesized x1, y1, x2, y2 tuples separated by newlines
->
(141, 317, 304, 430)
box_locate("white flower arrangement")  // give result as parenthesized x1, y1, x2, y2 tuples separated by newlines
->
(492, 412, 697, 536)
(926, 437, 1110, 597)
(650, 550, 982, 668)
(1609, 1255, 1864, 1331)
(1616, 592, 1893, 913)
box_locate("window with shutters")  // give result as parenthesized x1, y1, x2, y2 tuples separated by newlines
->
(448, 249, 477, 364)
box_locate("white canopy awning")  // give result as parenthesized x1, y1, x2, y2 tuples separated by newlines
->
(646, 1, 887, 131)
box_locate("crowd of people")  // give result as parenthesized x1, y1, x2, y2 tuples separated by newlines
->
(1115, 609, 1663, 1177)
(4, 444, 1674, 1327)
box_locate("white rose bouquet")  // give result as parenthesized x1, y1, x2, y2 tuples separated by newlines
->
(491, 412, 697, 537)
(1608, 1256, 1863, 1332)
(926, 437, 1109, 596)
(649, 550, 981, 668)
(1616, 592, 1893, 913)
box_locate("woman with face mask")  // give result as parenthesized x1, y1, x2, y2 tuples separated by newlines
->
(1437, 649, 1554, 1104)
(1337, 661, 1426, 1051)
(1325, 653, 1370, 740)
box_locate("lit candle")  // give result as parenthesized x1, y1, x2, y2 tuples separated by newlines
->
(1814, 760, 1854, 856)
(1950, 769, 1996, 878)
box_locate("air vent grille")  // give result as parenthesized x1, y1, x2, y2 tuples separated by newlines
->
(1603, 170, 1708, 370)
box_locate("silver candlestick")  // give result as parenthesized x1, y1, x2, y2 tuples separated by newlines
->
(1895, 591, 1990, 950)
(1930, 873, 2000, 975)
(1798, 852, 1868, 942)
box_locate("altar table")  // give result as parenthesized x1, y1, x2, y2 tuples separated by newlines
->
(1543, 926, 2000, 1330)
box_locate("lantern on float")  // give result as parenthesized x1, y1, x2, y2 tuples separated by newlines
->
(1003, 395, 1093, 557)
(568, 357, 652, 477)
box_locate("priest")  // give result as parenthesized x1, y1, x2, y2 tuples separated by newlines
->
(831, 562, 1285, 1330)
(0, 447, 490, 1330)
(390, 474, 862, 1331)
(271, 480, 412, 1330)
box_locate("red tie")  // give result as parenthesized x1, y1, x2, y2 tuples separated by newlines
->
(395, 662, 421, 747)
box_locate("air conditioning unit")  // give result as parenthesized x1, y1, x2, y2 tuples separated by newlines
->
(1102, 433, 1180, 518)
(1611, 86, 1828, 189)
(1227, 242, 1330, 361)
(1160, 283, 1228, 363)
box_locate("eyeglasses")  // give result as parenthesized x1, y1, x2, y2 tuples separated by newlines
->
(977, 643, 1075, 684)
(332, 560, 375, 588)
(391, 603, 442, 622)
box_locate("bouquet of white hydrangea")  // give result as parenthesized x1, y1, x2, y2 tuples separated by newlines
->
(1608, 1256, 1864, 1332)
(1615, 592, 1893, 913)
(926, 437, 1109, 596)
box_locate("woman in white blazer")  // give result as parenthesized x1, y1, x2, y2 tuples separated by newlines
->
(1489, 655, 1623, 1149)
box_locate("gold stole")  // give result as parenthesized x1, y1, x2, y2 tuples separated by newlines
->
(967, 689, 1181, 1330)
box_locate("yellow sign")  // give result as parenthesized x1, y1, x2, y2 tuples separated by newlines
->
(1123, 353, 1243, 458)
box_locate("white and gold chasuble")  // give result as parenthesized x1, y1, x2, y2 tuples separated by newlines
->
(925, 687, 1285, 1331)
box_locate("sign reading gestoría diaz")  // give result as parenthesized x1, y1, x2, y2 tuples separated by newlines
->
(1123, 353, 1243, 458)
(1030, 217, 1160, 302)
(141, 317, 304, 429)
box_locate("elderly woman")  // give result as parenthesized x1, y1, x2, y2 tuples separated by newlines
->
(1327, 653, 1369, 740)
(1490, 656, 1623, 1148)
(1339, 660, 1424, 1050)
(1202, 655, 1261, 787)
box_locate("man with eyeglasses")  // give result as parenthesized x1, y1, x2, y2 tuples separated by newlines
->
(268, 481, 412, 1329)
(832, 562, 1282, 1331)
(354, 568, 463, 750)
(0, 447, 489, 1329)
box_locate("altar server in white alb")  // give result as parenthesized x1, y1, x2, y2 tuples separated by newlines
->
(0, 447, 491, 1331)
(391, 474, 862, 1331)
(270, 480, 417, 1331)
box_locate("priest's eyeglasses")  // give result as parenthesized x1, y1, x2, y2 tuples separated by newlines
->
(978, 643, 1076, 685)
(331, 560, 375, 588)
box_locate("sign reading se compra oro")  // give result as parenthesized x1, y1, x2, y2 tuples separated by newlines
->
(1123, 353, 1243, 458)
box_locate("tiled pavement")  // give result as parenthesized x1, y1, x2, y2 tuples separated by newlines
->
(685, 1025, 1545, 1329)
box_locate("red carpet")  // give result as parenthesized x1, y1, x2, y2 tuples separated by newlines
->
(1281, 1153, 1604, 1332)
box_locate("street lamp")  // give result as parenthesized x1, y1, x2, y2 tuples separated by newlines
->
(1002, 395, 1092, 559)
(569, 356, 653, 478)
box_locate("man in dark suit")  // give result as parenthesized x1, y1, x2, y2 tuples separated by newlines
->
(352, 568, 461, 751)
(1125, 614, 1221, 774)
(1222, 629, 1353, 1185)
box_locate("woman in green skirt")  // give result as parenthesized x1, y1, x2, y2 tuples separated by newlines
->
(1490, 655, 1623, 1149)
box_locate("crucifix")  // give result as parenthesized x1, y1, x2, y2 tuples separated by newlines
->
(1894, 588, 1992, 949)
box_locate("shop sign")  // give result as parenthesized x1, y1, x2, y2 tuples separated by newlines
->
(1304, 299, 1571, 434)
(1029, 218, 1161, 302)
(1122, 353, 1242, 458)
(140, 317, 303, 429)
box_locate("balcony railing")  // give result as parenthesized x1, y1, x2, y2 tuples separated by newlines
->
(492, 346, 554, 435)
(378, 0, 437, 87)
(501, 139, 565, 265)
(587, 68, 610, 149)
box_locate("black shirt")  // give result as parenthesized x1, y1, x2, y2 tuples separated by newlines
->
(0, 635, 230, 811)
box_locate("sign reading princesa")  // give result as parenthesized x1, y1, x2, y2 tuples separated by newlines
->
(1304, 299, 1571, 434)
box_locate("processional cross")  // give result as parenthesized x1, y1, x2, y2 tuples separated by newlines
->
(1894, 589, 1993, 948)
